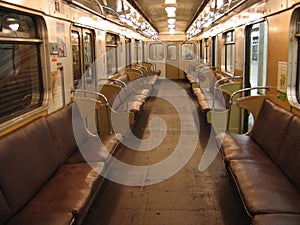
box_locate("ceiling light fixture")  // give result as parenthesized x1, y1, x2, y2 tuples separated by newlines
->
(165, 6, 176, 17)
(169, 28, 175, 34)
(167, 18, 176, 24)
(165, 0, 176, 4)
(168, 24, 175, 29)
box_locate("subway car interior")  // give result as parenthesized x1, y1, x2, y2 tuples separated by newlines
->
(0, 0, 300, 224)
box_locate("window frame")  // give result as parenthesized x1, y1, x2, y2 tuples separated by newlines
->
(223, 30, 235, 75)
(149, 43, 164, 61)
(288, 10, 300, 109)
(167, 44, 178, 61)
(181, 43, 196, 60)
(203, 38, 209, 64)
(0, 8, 44, 123)
(71, 27, 96, 88)
(125, 38, 131, 67)
(106, 33, 119, 76)
(199, 40, 203, 63)
(212, 35, 218, 70)
(135, 39, 139, 64)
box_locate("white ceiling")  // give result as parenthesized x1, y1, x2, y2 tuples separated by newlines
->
(105, 0, 206, 35)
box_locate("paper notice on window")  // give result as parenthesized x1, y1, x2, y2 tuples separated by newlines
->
(51, 70, 63, 110)
(277, 61, 287, 101)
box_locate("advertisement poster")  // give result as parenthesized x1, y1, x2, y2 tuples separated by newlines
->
(56, 22, 67, 57)
(277, 61, 287, 101)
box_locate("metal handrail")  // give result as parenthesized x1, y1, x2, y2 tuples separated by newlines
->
(102, 5, 121, 18)
(71, 88, 109, 103)
(127, 68, 144, 77)
(65, 0, 105, 18)
(108, 78, 127, 87)
(94, 0, 104, 15)
(71, 89, 113, 134)
(212, 76, 242, 110)
(226, 86, 269, 132)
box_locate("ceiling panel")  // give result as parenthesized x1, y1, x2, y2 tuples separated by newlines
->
(132, 0, 204, 34)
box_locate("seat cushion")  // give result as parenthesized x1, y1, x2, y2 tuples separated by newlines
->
(8, 212, 74, 225)
(252, 214, 300, 225)
(147, 76, 157, 86)
(66, 134, 121, 163)
(229, 160, 300, 215)
(250, 99, 293, 162)
(22, 162, 105, 217)
(216, 133, 271, 164)
(127, 94, 146, 104)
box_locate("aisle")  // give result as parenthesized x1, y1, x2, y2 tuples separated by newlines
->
(83, 79, 245, 225)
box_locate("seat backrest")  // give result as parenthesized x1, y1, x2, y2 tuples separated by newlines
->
(45, 103, 87, 163)
(250, 99, 293, 162)
(277, 115, 300, 192)
(117, 74, 130, 84)
(100, 83, 121, 101)
(126, 71, 141, 81)
(0, 117, 59, 213)
(0, 189, 13, 225)
(142, 62, 152, 71)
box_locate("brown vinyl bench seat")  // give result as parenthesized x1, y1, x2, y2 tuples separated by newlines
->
(192, 73, 242, 115)
(100, 72, 155, 118)
(0, 102, 121, 225)
(216, 99, 300, 224)
(185, 64, 242, 119)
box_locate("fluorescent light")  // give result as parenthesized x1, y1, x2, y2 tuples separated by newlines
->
(169, 28, 175, 34)
(167, 12, 176, 17)
(168, 24, 175, 29)
(165, 0, 176, 4)
(216, 0, 224, 9)
(165, 6, 176, 17)
(196, 20, 201, 28)
(167, 18, 176, 24)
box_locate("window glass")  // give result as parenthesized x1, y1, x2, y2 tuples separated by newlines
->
(71, 31, 81, 88)
(248, 22, 267, 94)
(0, 12, 37, 38)
(212, 36, 218, 70)
(125, 38, 131, 67)
(106, 33, 117, 45)
(71, 29, 95, 88)
(243, 21, 268, 132)
(296, 18, 300, 102)
(287, 11, 300, 108)
(106, 46, 117, 75)
(199, 40, 203, 63)
(182, 43, 196, 60)
(224, 30, 235, 74)
(296, 40, 300, 103)
(226, 44, 234, 73)
(204, 39, 209, 63)
(167, 44, 177, 61)
(226, 31, 234, 42)
(135, 39, 141, 63)
(141, 41, 145, 62)
(106, 33, 118, 76)
(149, 43, 164, 61)
(0, 9, 43, 123)
(84, 32, 94, 84)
